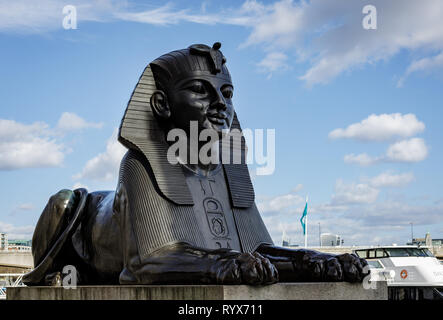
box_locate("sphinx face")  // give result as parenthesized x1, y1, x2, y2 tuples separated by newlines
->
(167, 72, 234, 137)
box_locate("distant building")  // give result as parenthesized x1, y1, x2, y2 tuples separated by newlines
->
(7, 245, 32, 252)
(408, 238, 425, 246)
(320, 233, 342, 247)
(7, 239, 32, 252)
(8, 239, 32, 247)
(0, 233, 8, 251)
(407, 232, 443, 247)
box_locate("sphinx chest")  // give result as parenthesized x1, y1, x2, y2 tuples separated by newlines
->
(121, 150, 272, 260)
(183, 166, 242, 252)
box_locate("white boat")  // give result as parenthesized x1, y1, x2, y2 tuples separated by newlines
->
(353, 245, 443, 300)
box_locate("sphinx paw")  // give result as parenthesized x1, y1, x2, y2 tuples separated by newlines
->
(303, 253, 369, 282)
(214, 252, 278, 285)
(236, 252, 278, 285)
(301, 254, 343, 281)
(214, 258, 242, 284)
(335, 253, 370, 283)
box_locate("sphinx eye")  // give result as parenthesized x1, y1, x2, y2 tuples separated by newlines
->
(187, 81, 207, 95)
(221, 86, 233, 99)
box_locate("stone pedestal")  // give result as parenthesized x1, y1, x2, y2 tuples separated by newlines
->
(7, 282, 387, 300)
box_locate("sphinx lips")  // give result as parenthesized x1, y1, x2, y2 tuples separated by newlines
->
(207, 114, 226, 125)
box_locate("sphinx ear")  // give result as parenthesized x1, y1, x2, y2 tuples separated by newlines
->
(150, 90, 171, 119)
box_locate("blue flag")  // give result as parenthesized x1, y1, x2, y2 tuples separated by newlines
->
(300, 202, 308, 235)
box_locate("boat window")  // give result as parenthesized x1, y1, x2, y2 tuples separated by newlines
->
(368, 250, 375, 258)
(385, 248, 409, 257)
(409, 248, 427, 256)
(376, 249, 387, 258)
(367, 260, 384, 269)
(355, 250, 367, 259)
(385, 248, 433, 257)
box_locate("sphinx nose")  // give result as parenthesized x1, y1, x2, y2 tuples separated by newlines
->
(211, 91, 227, 111)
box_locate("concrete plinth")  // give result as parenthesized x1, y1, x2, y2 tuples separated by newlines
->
(7, 282, 387, 300)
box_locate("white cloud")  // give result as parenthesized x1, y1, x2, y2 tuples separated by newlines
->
(0, 221, 34, 239)
(0, 119, 65, 170)
(121, 0, 443, 85)
(257, 52, 289, 74)
(240, 0, 443, 85)
(309, 203, 349, 214)
(344, 153, 379, 166)
(3, 0, 443, 86)
(136, 0, 443, 86)
(9, 203, 36, 216)
(242, 0, 303, 48)
(4, 1, 443, 86)
(115, 3, 244, 26)
(257, 184, 304, 214)
(261, 200, 411, 246)
(331, 179, 379, 205)
(115, 4, 199, 25)
(287, 198, 441, 246)
(0, 0, 64, 33)
(344, 138, 429, 166)
(259, 181, 443, 246)
(368, 172, 415, 188)
(357, 201, 443, 227)
(0, 113, 101, 171)
(385, 138, 428, 163)
(334, 113, 429, 166)
(257, 192, 304, 213)
(0, 0, 249, 33)
(16, 203, 35, 211)
(0, 0, 124, 33)
(398, 52, 443, 87)
(74, 129, 127, 182)
(56, 112, 103, 131)
(329, 113, 425, 142)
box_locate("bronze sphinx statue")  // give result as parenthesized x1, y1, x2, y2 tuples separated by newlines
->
(24, 43, 368, 286)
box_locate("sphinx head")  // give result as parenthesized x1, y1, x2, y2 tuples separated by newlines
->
(149, 42, 234, 138)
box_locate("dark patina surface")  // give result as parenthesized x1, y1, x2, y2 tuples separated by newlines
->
(24, 43, 369, 286)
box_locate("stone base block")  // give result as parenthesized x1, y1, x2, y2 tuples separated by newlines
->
(7, 282, 388, 300)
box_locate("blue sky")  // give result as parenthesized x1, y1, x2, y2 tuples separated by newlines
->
(1, 0, 443, 246)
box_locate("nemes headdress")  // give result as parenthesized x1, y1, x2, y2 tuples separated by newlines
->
(118, 43, 254, 208)
(150, 42, 231, 87)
